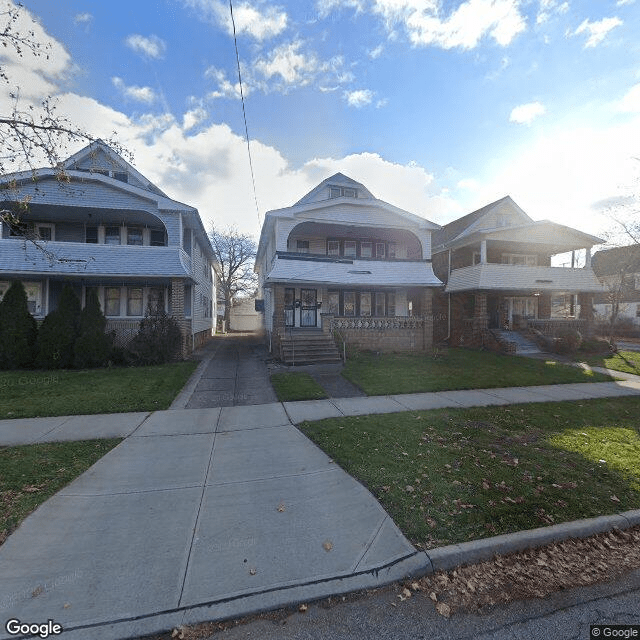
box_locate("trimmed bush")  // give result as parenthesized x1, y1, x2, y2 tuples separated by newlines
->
(128, 303, 183, 365)
(74, 289, 112, 368)
(37, 285, 81, 369)
(0, 281, 38, 369)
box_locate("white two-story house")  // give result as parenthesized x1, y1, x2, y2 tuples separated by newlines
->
(255, 173, 442, 361)
(0, 140, 216, 354)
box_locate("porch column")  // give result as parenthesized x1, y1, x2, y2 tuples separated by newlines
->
(584, 247, 592, 268)
(421, 288, 433, 351)
(272, 285, 285, 356)
(480, 240, 487, 264)
(473, 293, 489, 347)
(578, 292, 594, 336)
(170, 278, 190, 357)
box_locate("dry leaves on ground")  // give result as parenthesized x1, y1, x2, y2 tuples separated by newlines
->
(414, 525, 640, 615)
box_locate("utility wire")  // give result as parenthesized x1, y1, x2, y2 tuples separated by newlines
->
(229, 0, 261, 229)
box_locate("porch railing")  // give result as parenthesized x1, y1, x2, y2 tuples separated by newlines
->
(331, 316, 425, 330)
(527, 319, 586, 336)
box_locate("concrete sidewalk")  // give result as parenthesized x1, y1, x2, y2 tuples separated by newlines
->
(2, 379, 640, 446)
(1, 379, 640, 640)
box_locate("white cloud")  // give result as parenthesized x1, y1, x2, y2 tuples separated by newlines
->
(205, 66, 244, 99)
(509, 101, 546, 124)
(253, 41, 319, 87)
(319, 0, 526, 50)
(112, 77, 157, 104)
(368, 43, 384, 59)
(616, 83, 640, 113)
(344, 88, 374, 107)
(125, 34, 166, 59)
(183, 107, 208, 130)
(536, 0, 569, 25)
(181, 0, 287, 41)
(572, 16, 622, 48)
(467, 117, 640, 235)
(616, 0, 635, 6)
(73, 12, 93, 25)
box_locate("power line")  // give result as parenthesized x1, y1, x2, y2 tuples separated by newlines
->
(229, 0, 261, 230)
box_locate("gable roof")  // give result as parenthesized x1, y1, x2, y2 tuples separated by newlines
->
(432, 196, 530, 250)
(295, 172, 375, 205)
(592, 244, 640, 277)
(62, 140, 169, 197)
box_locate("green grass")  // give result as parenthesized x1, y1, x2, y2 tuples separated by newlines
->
(0, 439, 121, 544)
(270, 372, 328, 402)
(301, 397, 640, 548)
(341, 348, 612, 396)
(578, 350, 640, 376)
(0, 361, 198, 419)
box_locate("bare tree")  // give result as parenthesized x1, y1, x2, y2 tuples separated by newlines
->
(0, 3, 123, 236)
(209, 226, 257, 327)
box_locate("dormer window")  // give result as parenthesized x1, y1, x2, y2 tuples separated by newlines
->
(329, 186, 357, 199)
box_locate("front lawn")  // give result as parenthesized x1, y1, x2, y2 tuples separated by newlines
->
(577, 350, 640, 376)
(0, 439, 121, 545)
(270, 372, 328, 402)
(0, 361, 198, 419)
(301, 397, 640, 548)
(342, 348, 612, 396)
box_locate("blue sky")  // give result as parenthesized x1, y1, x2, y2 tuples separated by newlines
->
(4, 0, 640, 240)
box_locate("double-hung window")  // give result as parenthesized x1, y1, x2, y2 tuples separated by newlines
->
(344, 241, 357, 258)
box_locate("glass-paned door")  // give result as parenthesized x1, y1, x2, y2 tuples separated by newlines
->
(284, 288, 295, 327)
(328, 290, 340, 314)
(300, 288, 317, 327)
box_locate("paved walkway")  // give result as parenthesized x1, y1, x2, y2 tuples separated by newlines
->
(1, 364, 640, 639)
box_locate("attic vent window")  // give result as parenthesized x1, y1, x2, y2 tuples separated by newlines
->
(113, 172, 128, 183)
(329, 186, 357, 199)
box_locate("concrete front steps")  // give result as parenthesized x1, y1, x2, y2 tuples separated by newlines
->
(281, 329, 342, 365)
(492, 329, 542, 355)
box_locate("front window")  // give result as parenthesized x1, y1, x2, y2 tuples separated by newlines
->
(150, 228, 165, 246)
(127, 287, 143, 316)
(343, 291, 356, 316)
(23, 282, 41, 315)
(327, 240, 340, 256)
(36, 224, 54, 241)
(148, 287, 164, 312)
(387, 292, 396, 316)
(375, 292, 385, 316)
(105, 287, 121, 316)
(85, 226, 98, 243)
(388, 243, 396, 259)
(360, 292, 371, 317)
(296, 240, 310, 254)
(105, 226, 121, 245)
(344, 241, 357, 258)
(502, 253, 537, 266)
(328, 290, 339, 314)
(360, 242, 372, 258)
(376, 243, 386, 259)
(127, 227, 143, 246)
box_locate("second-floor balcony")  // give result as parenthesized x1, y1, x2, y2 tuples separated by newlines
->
(0, 238, 193, 279)
(446, 263, 604, 293)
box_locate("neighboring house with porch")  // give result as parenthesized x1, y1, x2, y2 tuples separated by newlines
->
(0, 140, 216, 354)
(431, 196, 605, 348)
(255, 173, 442, 363)
(592, 244, 640, 329)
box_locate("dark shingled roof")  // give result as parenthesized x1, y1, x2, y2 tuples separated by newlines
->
(432, 196, 515, 249)
(592, 244, 640, 277)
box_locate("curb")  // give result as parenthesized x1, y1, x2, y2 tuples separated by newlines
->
(421, 509, 640, 574)
(169, 345, 220, 409)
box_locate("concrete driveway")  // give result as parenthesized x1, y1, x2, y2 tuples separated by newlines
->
(0, 404, 423, 640)
(182, 334, 277, 409)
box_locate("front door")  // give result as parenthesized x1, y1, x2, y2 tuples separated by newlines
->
(300, 288, 317, 327)
(284, 288, 295, 327)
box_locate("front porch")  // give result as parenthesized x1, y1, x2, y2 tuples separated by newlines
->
(450, 291, 595, 350)
(270, 283, 436, 358)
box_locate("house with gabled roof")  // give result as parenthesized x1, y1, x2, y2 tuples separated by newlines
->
(0, 140, 216, 354)
(431, 196, 605, 348)
(255, 173, 443, 362)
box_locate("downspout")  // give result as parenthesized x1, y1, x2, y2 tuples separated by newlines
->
(446, 248, 452, 341)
